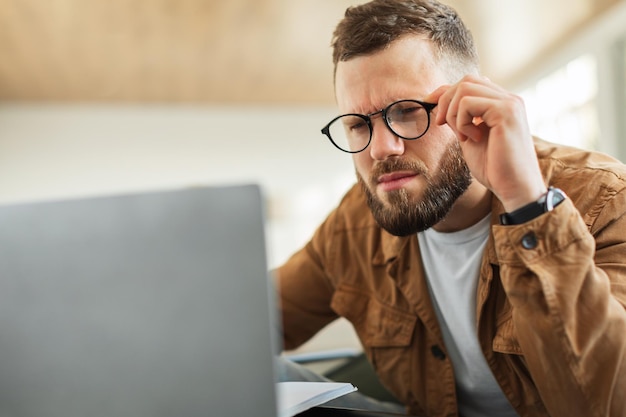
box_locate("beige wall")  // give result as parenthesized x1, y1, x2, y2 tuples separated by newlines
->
(0, 104, 355, 269)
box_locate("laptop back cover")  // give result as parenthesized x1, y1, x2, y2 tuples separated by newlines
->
(0, 184, 278, 417)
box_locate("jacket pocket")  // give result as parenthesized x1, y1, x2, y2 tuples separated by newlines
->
(330, 286, 416, 348)
(330, 285, 417, 405)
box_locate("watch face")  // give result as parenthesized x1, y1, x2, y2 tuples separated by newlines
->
(548, 187, 566, 210)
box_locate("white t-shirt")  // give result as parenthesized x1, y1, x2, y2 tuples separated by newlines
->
(418, 214, 519, 417)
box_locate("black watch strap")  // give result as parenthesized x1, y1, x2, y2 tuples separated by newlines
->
(499, 187, 567, 225)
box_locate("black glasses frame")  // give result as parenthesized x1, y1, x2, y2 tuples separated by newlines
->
(321, 99, 437, 154)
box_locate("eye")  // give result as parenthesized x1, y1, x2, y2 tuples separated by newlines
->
(339, 115, 368, 135)
(399, 105, 421, 115)
(349, 120, 368, 132)
(390, 104, 423, 120)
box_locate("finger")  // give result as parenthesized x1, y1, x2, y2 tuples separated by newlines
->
(424, 85, 450, 104)
(445, 82, 511, 140)
(424, 85, 451, 126)
(436, 105, 469, 142)
(458, 121, 488, 143)
(445, 81, 505, 121)
(458, 74, 505, 93)
(455, 96, 494, 141)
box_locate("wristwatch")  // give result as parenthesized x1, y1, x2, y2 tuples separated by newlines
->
(499, 186, 567, 225)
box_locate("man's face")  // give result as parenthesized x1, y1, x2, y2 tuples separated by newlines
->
(334, 36, 472, 236)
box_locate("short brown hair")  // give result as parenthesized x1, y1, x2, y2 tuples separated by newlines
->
(332, 0, 479, 80)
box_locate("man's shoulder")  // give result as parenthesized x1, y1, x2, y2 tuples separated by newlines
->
(535, 137, 626, 189)
(535, 137, 626, 182)
(534, 137, 626, 221)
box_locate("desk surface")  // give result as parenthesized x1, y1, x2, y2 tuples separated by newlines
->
(298, 407, 412, 417)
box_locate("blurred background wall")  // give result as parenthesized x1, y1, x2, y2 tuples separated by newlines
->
(1, 0, 625, 350)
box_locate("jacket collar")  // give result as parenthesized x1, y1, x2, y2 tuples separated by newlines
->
(377, 230, 411, 265)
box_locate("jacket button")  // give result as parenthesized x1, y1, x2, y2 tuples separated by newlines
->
(430, 345, 446, 360)
(521, 232, 538, 249)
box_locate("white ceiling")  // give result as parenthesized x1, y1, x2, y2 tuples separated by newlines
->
(0, 0, 621, 104)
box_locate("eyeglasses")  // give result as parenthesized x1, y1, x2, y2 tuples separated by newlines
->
(321, 99, 437, 153)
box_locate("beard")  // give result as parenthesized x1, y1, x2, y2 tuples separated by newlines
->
(358, 141, 472, 236)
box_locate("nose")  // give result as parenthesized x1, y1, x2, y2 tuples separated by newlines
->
(368, 118, 404, 161)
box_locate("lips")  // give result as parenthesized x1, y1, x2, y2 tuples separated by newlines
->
(376, 171, 418, 192)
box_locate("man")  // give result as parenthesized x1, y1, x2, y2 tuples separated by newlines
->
(276, 0, 626, 416)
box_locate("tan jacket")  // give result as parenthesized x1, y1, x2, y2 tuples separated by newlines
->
(277, 139, 626, 417)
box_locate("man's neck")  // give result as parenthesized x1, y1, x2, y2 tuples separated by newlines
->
(432, 181, 492, 233)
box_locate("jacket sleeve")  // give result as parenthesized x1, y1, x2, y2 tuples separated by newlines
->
(492, 188, 626, 417)
(274, 208, 339, 351)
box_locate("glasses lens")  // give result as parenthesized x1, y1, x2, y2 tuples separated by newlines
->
(327, 114, 371, 153)
(386, 100, 430, 139)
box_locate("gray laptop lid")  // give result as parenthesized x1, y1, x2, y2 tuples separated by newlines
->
(0, 184, 278, 417)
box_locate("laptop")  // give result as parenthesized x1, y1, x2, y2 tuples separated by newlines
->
(0, 184, 279, 417)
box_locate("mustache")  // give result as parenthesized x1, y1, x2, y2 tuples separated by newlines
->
(370, 158, 429, 183)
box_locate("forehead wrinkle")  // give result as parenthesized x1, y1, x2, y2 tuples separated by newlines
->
(348, 92, 426, 116)
(335, 36, 444, 116)
(343, 88, 408, 115)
